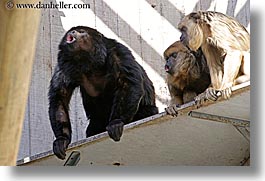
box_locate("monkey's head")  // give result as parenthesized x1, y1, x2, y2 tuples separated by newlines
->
(178, 12, 204, 51)
(60, 26, 105, 53)
(164, 41, 196, 76)
(58, 26, 107, 69)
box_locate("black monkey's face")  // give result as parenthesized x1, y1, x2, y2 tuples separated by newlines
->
(58, 26, 107, 70)
(62, 28, 93, 52)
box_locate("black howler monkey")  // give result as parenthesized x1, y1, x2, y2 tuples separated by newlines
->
(48, 26, 158, 159)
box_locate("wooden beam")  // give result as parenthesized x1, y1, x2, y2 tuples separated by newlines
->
(0, 0, 42, 165)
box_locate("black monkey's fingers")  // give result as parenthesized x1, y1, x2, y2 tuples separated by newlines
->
(53, 140, 66, 160)
(106, 119, 124, 142)
(53, 137, 70, 160)
(53, 144, 65, 160)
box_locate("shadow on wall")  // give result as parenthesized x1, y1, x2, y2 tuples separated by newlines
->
(85, 0, 170, 105)
(82, 0, 250, 104)
(235, 0, 250, 27)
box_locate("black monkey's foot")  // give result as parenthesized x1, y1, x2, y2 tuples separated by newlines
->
(165, 104, 180, 117)
(106, 119, 124, 142)
(53, 136, 70, 160)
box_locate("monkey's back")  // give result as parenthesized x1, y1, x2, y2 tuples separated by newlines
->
(197, 11, 250, 51)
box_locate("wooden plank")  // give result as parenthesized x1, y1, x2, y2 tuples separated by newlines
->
(22, 110, 250, 166)
(0, 0, 42, 165)
(195, 91, 250, 120)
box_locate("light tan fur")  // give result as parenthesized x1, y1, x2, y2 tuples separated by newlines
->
(178, 11, 250, 99)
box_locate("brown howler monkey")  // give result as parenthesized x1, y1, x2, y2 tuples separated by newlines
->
(178, 11, 250, 100)
(164, 41, 210, 116)
(48, 26, 158, 159)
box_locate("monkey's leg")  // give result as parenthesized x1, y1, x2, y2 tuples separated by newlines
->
(183, 91, 197, 103)
(203, 49, 223, 101)
(209, 66, 222, 89)
(235, 75, 250, 84)
(133, 105, 158, 121)
(86, 119, 106, 137)
(165, 89, 183, 116)
(170, 95, 183, 105)
(235, 52, 250, 84)
(220, 51, 242, 99)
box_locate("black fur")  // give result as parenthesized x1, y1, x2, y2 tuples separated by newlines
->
(48, 26, 158, 159)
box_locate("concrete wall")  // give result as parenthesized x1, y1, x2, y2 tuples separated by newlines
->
(18, 0, 250, 160)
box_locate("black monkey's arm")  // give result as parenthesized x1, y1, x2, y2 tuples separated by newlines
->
(112, 82, 144, 121)
(48, 67, 76, 159)
(106, 79, 144, 141)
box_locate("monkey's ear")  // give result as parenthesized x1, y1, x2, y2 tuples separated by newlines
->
(98, 33, 103, 39)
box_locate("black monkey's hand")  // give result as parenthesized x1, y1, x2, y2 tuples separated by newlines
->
(165, 104, 180, 117)
(106, 119, 124, 142)
(53, 136, 70, 160)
